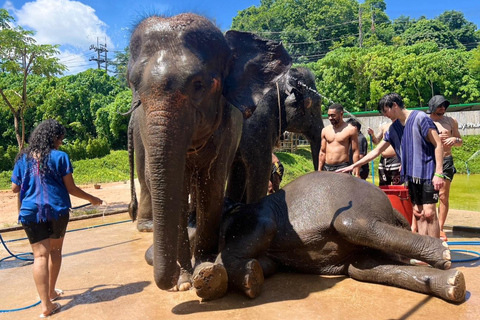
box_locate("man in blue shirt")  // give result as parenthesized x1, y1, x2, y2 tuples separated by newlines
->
(338, 93, 445, 238)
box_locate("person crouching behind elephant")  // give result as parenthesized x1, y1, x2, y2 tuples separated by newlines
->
(156, 171, 464, 303)
(11, 119, 103, 317)
(268, 153, 284, 194)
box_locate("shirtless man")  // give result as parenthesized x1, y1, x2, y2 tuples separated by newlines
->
(428, 95, 463, 240)
(367, 121, 401, 185)
(318, 103, 359, 176)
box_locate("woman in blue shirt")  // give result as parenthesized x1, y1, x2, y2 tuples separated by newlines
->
(11, 119, 103, 318)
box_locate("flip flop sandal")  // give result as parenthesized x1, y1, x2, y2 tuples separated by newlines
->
(50, 289, 64, 302)
(39, 302, 61, 318)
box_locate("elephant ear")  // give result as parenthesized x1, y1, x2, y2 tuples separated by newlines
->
(223, 30, 292, 119)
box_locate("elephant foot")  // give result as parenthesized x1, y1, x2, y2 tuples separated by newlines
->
(144, 245, 153, 266)
(192, 262, 228, 301)
(242, 259, 264, 299)
(444, 270, 466, 302)
(137, 219, 153, 232)
(432, 241, 452, 270)
(173, 271, 193, 291)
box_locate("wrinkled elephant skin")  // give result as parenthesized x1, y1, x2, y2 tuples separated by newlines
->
(127, 13, 292, 298)
(214, 172, 466, 303)
(226, 67, 324, 204)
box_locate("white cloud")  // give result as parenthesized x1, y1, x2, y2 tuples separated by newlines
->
(57, 49, 95, 75)
(11, 0, 113, 50)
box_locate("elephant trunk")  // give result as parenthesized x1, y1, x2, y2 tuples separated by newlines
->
(304, 124, 323, 171)
(146, 105, 193, 290)
(309, 135, 321, 172)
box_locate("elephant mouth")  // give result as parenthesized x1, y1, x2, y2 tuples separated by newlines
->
(187, 140, 208, 155)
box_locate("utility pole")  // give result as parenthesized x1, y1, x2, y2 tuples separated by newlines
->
(359, 8, 363, 48)
(89, 37, 108, 70)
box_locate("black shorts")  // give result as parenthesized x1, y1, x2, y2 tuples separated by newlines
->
(407, 182, 439, 205)
(22, 213, 70, 244)
(443, 156, 456, 181)
(378, 156, 401, 186)
(323, 162, 349, 172)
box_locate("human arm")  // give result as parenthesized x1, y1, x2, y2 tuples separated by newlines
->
(351, 128, 360, 176)
(367, 127, 383, 145)
(62, 173, 103, 205)
(337, 140, 390, 173)
(427, 129, 445, 191)
(11, 183, 20, 193)
(318, 130, 327, 171)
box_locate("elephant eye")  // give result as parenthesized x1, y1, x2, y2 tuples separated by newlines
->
(194, 81, 204, 92)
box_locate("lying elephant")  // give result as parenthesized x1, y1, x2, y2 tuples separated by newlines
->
(187, 172, 466, 302)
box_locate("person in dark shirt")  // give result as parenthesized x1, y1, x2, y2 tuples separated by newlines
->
(347, 118, 369, 180)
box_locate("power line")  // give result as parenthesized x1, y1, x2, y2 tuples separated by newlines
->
(89, 37, 108, 71)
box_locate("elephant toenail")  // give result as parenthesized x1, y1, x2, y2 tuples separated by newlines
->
(443, 250, 451, 260)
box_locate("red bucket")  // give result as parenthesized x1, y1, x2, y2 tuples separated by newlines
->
(380, 185, 413, 225)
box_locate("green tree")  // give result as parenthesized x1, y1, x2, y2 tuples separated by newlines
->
(111, 46, 129, 88)
(436, 10, 479, 49)
(232, 0, 359, 63)
(401, 19, 461, 49)
(0, 9, 66, 150)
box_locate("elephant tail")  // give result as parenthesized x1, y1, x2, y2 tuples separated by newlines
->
(128, 113, 138, 222)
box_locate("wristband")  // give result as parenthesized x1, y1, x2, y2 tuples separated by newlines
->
(434, 173, 445, 179)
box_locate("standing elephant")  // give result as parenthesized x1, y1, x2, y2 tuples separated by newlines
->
(192, 172, 466, 302)
(226, 67, 323, 204)
(126, 13, 291, 299)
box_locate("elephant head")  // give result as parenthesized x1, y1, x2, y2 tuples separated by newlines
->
(127, 14, 291, 290)
(283, 67, 324, 170)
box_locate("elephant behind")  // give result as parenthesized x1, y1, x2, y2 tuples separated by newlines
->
(226, 66, 324, 204)
(126, 13, 292, 299)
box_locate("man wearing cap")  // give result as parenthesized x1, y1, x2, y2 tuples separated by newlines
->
(428, 95, 463, 241)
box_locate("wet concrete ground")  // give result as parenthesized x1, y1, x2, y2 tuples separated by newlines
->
(1, 212, 479, 320)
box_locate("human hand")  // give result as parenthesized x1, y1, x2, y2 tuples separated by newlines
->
(336, 165, 354, 173)
(90, 196, 103, 206)
(443, 137, 456, 147)
(367, 127, 374, 136)
(432, 175, 445, 191)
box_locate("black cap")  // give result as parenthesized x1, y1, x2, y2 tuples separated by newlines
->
(427, 95, 450, 114)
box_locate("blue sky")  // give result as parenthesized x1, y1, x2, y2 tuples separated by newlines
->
(2, 0, 479, 75)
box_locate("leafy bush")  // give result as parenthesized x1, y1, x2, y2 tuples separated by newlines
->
(60, 137, 110, 161)
(0, 145, 19, 171)
(451, 135, 480, 174)
(60, 139, 87, 161)
(86, 137, 110, 159)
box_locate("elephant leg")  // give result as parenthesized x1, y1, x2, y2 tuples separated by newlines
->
(134, 107, 153, 232)
(333, 212, 451, 270)
(347, 253, 466, 303)
(136, 152, 153, 232)
(175, 174, 194, 291)
(226, 158, 247, 203)
(245, 155, 272, 204)
(191, 169, 229, 300)
(216, 214, 277, 298)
